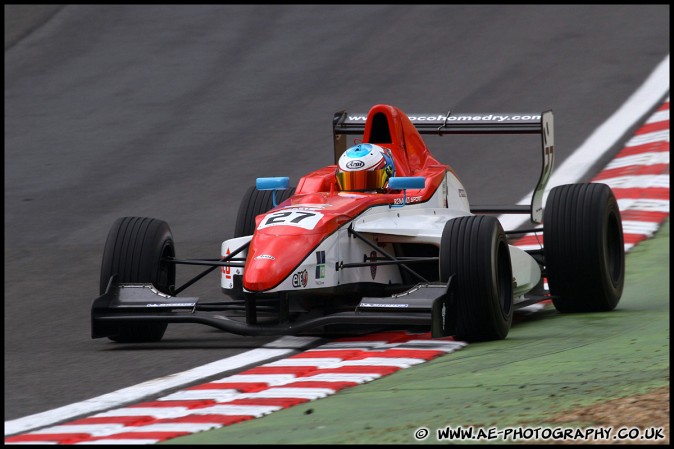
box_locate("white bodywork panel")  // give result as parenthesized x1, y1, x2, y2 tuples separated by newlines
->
(353, 171, 470, 244)
(220, 235, 251, 290)
(509, 245, 541, 295)
(353, 206, 465, 245)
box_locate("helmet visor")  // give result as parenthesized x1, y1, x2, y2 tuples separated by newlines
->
(336, 168, 390, 191)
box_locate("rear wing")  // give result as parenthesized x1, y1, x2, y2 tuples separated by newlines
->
(332, 110, 554, 224)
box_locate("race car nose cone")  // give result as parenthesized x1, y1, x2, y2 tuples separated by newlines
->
(243, 231, 324, 292)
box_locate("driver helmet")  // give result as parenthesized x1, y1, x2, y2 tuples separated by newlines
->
(336, 143, 395, 191)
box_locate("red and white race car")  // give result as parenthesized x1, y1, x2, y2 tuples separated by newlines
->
(92, 104, 625, 343)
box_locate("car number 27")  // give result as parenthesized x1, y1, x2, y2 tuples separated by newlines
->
(257, 210, 324, 230)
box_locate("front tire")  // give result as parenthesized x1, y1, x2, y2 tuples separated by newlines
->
(100, 217, 176, 342)
(234, 185, 296, 237)
(544, 183, 624, 313)
(228, 186, 295, 300)
(439, 215, 513, 342)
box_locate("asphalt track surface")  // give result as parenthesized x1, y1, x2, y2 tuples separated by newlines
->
(4, 4, 670, 424)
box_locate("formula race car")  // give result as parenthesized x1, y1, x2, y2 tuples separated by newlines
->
(91, 104, 625, 343)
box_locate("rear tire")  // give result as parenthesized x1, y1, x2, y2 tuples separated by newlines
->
(439, 215, 513, 342)
(544, 183, 624, 313)
(100, 217, 175, 342)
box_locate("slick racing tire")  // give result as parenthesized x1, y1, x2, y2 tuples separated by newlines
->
(234, 185, 296, 237)
(99, 217, 176, 342)
(544, 183, 625, 313)
(439, 215, 513, 342)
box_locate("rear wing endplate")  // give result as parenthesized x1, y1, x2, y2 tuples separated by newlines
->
(332, 110, 554, 224)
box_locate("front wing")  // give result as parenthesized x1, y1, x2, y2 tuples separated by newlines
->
(91, 280, 454, 339)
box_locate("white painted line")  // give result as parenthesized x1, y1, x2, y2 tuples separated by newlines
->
(607, 151, 669, 168)
(214, 374, 296, 385)
(335, 357, 426, 368)
(158, 389, 240, 402)
(235, 387, 335, 400)
(262, 336, 321, 348)
(92, 407, 188, 419)
(292, 373, 382, 383)
(314, 341, 391, 350)
(31, 424, 126, 436)
(4, 337, 320, 436)
(265, 357, 342, 368)
(601, 174, 669, 190)
(120, 422, 221, 433)
(191, 404, 281, 417)
(646, 109, 669, 123)
(616, 198, 669, 212)
(621, 220, 662, 235)
(625, 129, 669, 146)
